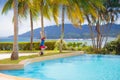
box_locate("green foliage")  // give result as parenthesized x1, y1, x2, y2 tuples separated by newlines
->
(67, 42, 87, 51)
(0, 42, 13, 50)
(102, 36, 120, 55)
(19, 42, 30, 50)
(45, 41, 56, 50)
(81, 46, 96, 54)
(0, 41, 56, 51)
(54, 39, 68, 50)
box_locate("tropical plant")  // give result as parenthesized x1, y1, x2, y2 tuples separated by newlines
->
(103, 35, 120, 54)
(54, 39, 67, 50)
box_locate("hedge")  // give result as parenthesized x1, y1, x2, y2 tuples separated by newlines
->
(0, 41, 87, 51)
(0, 41, 56, 50)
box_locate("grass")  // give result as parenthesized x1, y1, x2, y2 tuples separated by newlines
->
(0, 50, 72, 64)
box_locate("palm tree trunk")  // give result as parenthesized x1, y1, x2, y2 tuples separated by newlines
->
(104, 23, 112, 47)
(59, 5, 65, 53)
(86, 15, 96, 50)
(41, 0, 44, 34)
(30, 10, 33, 50)
(11, 0, 18, 60)
(96, 21, 102, 52)
(89, 24, 96, 49)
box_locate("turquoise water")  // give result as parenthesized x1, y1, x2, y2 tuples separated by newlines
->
(0, 54, 120, 80)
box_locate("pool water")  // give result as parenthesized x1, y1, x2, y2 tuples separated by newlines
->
(0, 54, 120, 80)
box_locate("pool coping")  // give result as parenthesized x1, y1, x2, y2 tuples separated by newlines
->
(0, 73, 32, 80)
(0, 51, 84, 70)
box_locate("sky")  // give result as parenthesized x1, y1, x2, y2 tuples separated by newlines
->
(0, 0, 120, 37)
(0, 0, 71, 37)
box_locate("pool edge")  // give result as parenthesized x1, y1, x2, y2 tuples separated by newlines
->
(0, 51, 84, 70)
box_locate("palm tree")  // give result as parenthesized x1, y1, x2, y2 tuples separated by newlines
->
(40, 0, 44, 34)
(12, 0, 19, 60)
(18, 0, 39, 50)
(2, 0, 39, 51)
(34, 0, 52, 35)
(2, 0, 19, 60)
(59, 5, 65, 53)
(85, 0, 120, 53)
(103, 0, 120, 46)
(56, 0, 104, 53)
(48, 0, 69, 53)
(85, 1, 105, 52)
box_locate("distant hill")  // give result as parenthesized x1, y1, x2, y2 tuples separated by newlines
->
(10, 24, 120, 39)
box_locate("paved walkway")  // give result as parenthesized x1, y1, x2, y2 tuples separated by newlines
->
(0, 53, 37, 60)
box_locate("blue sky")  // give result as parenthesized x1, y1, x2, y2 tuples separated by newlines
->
(0, 0, 120, 37)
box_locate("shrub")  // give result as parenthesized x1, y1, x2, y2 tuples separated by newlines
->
(0, 41, 56, 51)
(103, 36, 120, 55)
(67, 42, 87, 51)
(0, 42, 13, 50)
(54, 39, 68, 50)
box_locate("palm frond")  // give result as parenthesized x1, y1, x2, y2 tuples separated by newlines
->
(2, 0, 13, 14)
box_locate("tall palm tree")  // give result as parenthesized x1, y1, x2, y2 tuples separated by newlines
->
(2, 0, 19, 60)
(48, 0, 69, 53)
(59, 5, 65, 53)
(12, 0, 19, 60)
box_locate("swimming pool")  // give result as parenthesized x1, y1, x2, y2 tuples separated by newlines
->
(0, 54, 120, 80)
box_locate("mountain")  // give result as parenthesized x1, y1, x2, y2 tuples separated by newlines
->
(10, 24, 120, 39)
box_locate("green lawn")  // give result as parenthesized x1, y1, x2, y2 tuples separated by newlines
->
(0, 50, 71, 64)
